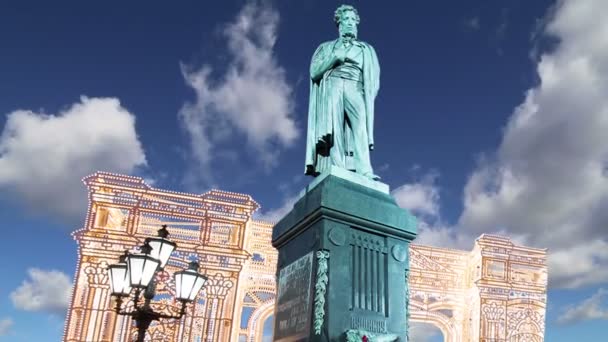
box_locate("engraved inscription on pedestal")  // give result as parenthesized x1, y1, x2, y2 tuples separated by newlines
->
(351, 316, 387, 333)
(274, 252, 314, 342)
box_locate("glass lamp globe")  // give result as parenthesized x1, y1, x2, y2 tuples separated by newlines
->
(108, 252, 132, 296)
(127, 242, 160, 289)
(174, 261, 208, 302)
(146, 225, 177, 268)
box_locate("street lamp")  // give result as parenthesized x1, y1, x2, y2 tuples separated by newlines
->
(108, 226, 208, 342)
(146, 225, 177, 268)
(174, 261, 207, 302)
(108, 251, 131, 297)
(127, 241, 160, 289)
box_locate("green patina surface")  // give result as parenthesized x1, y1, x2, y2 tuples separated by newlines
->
(314, 250, 330, 335)
(273, 5, 418, 341)
(275, 174, 417, 242)
(272, 172, 417, 341)
(305, 4, 380, 180)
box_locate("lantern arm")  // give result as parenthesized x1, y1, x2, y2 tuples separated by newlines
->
(113, 295, 126, 314)
(154, 300, 188, 320)
(115, 299, 178, 321)
(116, 279, 187, 320)
(112, 289, 142, 316)
(115, 289, 142, 314)
(133, 288, 143, 310)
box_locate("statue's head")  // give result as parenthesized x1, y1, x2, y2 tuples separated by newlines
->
(334, 5, 360, 39)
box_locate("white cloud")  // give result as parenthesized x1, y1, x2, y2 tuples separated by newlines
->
(0, 96, 147, 222)
(413, 221, 475, 250)
(391, 172, 474, 249)
(10, 268, 73, 315)
(392, 174, 440, 219)
(179, 2, 297, 183)
(0, 318, 13, 336)
(409, 322, 442, 341)
(454, 0, 608, 289)
(557, 288, 608, 324)
(376, 163, 390, 173)
(549, 240, 608, 289)
(255, 194, 299, 223)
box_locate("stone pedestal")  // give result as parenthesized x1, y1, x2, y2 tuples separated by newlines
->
(272, 167, 417, 342)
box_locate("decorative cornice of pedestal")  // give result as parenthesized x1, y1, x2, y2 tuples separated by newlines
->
(299, 165, 390, 197)
(273, 174, 416, 249)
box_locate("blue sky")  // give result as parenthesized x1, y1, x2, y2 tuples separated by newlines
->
(1, 0, 608, 341)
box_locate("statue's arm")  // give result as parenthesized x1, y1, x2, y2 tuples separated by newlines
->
(310, 42, 337, 82)
(368, 44, 380, 96)
(364, 42, 380, 149)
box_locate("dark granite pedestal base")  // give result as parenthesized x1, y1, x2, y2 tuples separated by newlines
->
(271, 170, 417, 342)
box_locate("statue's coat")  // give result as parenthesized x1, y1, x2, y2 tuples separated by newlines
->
(305, 39, 380, 175)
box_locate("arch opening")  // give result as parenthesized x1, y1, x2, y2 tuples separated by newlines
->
(261, 315, 273, 342)
(409, 321, 444, 342)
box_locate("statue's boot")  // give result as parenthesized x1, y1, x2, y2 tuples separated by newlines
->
(305, 165, 318, 176)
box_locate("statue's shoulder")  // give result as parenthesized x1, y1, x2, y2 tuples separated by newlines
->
(316, 40, 338, 50)
(357, 41, 378, 59)
(357, 40, 375, 49)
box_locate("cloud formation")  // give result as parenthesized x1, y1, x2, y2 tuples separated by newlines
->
(392, 172, 475, 249)
(398, 0, 608, 289)
(10, 268, 72, 315)
(179, 2, 297, 183)
(255, 193, 299, 223)
(0, 97, 147, 223)
(0, 318, 13, 336)
(458, 0, 608, 289)
(557, 288, 608, 325)
(393, 172, 440, 219)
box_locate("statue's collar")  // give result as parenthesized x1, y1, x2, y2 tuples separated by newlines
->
(335, 38, 363, 47)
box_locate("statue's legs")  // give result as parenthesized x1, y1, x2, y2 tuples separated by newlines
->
(326, 77, 373, 176)
(342, 80, 373, 176)
(327, 77, 347, 169)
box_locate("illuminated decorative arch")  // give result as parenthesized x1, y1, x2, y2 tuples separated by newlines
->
(63, 173, 548, 342)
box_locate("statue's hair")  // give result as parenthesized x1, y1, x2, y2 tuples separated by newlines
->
(334, 4, 360, 27)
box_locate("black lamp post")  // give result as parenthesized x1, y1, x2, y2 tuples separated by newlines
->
(108, 225, 208, 342)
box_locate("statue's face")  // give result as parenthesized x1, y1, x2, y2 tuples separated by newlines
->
(338, 10, 358, 38)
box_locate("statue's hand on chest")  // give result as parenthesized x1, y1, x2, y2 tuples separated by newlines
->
(344, 45, 362, 65)
(333, 45, 347, 65)
(332, 42, 362, 67)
